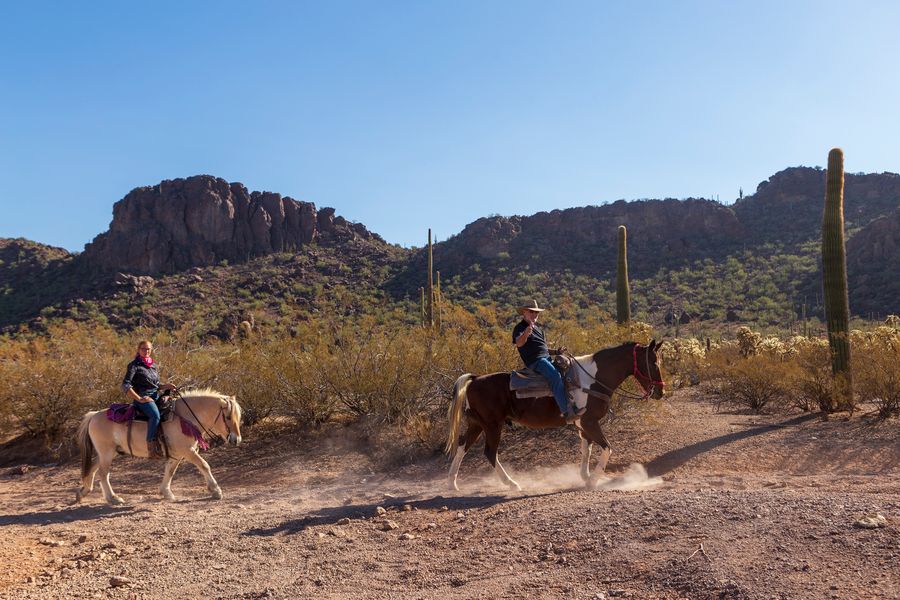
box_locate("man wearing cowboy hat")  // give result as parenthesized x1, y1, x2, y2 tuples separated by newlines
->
(512, 300, 582, 422)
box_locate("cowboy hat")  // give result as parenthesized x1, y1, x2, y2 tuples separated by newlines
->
(516, 300, 546, 314)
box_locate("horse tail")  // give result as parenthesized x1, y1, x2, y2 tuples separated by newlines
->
(445, 374, 475, 454)
(77, 411, 97, 479)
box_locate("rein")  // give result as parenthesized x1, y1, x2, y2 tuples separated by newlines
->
(174, 389, 232, 445)
(566, 343, 665, 401)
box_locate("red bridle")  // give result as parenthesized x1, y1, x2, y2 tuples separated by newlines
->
(633, 344, 666, 399)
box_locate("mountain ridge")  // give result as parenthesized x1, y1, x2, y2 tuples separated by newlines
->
(2, 166, 898, 333)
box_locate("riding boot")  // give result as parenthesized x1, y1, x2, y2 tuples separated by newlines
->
(147, 438, 165, 459)
(562, 401, 587, 423)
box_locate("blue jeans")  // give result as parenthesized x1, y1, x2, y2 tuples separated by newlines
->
(133, 391, 161, 441)
(529, 357, 569, 414)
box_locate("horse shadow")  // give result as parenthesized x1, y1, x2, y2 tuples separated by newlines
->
(0, 504, 148, 527)
(644, 412, 818, 477)
(242, 491, 555, 537)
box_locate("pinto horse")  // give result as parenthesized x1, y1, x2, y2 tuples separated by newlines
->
(446, 340, 664, 491)
(75, 389, 242, 505)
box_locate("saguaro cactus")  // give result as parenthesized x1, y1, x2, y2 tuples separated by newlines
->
(427, 229, 434, 328)
(435, 270, 442, 330)
(419, 287, 425, 327)
(821, 148, 853, 410)
(616, 225, 631, 324)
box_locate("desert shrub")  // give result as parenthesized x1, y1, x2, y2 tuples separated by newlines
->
(660, 337, 706, 388)
(852, 324, 900, 418)
(707, 352, 794, 413)
(0, 322, 128, 445)
(788, 338, 837, 412)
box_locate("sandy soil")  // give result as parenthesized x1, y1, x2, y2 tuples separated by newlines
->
(0, 389, 897, 600)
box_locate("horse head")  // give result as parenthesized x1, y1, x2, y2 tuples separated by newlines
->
(223, 395, 243, 446)
(633, 339, 666, 399)
(179, 389, 243, 446)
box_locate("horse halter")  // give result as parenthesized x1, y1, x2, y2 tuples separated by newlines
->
(216, 398, 236, 438)
(632, 344, 665, 399)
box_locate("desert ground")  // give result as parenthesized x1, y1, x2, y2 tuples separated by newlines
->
(1, 389, 897, 600)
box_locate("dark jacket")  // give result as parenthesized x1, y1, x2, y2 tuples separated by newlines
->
(122, 357, 160, 398)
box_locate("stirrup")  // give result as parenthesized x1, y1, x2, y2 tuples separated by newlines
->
(147, 439, 165, 459)
(562, 406, 586, 423)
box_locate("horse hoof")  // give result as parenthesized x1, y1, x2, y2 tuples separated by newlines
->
(161, 492, 176, 502)
(109, 496, 125, 506)
(508, 481, 522, 492)
(211, 489, 223, 500)
(74, 491, 83, 503)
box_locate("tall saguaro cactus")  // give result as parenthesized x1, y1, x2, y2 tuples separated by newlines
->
(419, 287, 426, 327)
(821, 148, 853, 411)
(435, 270, 442, 330)
(616, 225, 631, 324)
(426, 229, 434, 328)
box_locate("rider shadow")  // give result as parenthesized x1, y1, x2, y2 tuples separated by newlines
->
(0, 504, 147, 527)
(242, 492, 551, 537)
(644, 412, 818, 477)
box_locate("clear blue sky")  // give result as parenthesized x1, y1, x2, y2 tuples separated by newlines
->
(2, 1, 898, 252)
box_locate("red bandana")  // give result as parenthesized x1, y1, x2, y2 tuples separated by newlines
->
(139, 355, 154, 367)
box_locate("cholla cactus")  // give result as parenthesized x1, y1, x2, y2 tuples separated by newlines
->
(737, 326, 761, 357)
(757, 336, 788, 357)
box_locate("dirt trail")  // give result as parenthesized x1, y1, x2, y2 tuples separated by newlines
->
(1, 390, 897, 599)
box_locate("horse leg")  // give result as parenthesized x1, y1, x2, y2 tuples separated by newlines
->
(75, 462, 100, 503)
(579, 435, 593, 482)
(448, 421, 483, 491)
(96, 448, 125, 505)
(183, 449, 223, 500)
(484, 424, 521, 491)
(579, 418, 612, 490)
(159, 458, 183, 501)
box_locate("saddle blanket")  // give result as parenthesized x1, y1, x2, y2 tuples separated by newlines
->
(105, 404, 209, 450)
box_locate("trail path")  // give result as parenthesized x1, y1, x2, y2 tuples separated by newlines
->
(1, 390, 897, 599)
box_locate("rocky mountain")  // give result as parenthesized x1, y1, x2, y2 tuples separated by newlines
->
(2, 166, 899, 334)
(82, 175, 386, 275)
(733, 167, 900, 246)
(847, 205, 900, 316)
(414, 197, 746, 282)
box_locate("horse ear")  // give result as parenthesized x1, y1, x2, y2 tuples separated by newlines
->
(654, 340, 664, 351)
(649, 338, 656, 349)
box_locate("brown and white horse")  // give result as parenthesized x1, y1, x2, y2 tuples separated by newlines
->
(75, 389, 242, 505)
(446, 341, 665, 491)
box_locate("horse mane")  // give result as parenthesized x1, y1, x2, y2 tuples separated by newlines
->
(591, 341, 638, 363)
(179, 387, 232, 401)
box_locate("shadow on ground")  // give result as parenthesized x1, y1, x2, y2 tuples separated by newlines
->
(242, 491, 558, 537)
(0, 504, 148, 527)
(645, 413, 818, 477)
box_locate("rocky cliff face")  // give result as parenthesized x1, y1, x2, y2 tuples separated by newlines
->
(734, 167, 900, 245)
(81, 175, 380, 275)
(847, 206, 900, 315)
(430, 197, 745, 279)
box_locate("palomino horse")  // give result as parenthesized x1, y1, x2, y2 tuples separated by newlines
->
(75, 389, 242, 505)
(446, 340, 665, 491)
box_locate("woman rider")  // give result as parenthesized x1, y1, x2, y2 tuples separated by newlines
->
(122, 340, 175, 458)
